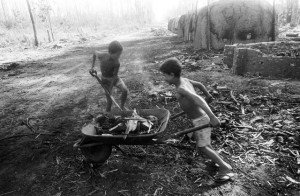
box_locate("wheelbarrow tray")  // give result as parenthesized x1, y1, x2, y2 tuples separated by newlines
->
(78, 108, 170, 146)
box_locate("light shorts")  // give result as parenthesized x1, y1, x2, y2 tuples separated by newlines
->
(187, 114, 212, 147)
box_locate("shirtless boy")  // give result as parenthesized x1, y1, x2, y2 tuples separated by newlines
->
(160, 58, 234, 181)
(90, 41, 128, 112)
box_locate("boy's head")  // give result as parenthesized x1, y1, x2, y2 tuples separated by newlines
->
(159, 58, 182, 84)
(108, 40, 123, 59)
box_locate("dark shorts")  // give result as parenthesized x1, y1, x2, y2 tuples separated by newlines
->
(101, 76, 127, 92)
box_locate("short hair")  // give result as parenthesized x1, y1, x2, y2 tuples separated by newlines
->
(108, 41, 123, 54)
(159, 58, 182, 77)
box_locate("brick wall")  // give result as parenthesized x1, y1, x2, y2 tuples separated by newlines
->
(229, 43, 300, 79)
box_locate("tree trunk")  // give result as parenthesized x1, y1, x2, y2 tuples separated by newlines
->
(207, 0, 211, 50)
(47, 11, 54, 41)
(46, 0, 54, 41)
(193, 0, 199, 41)
(286, 0, 292, 23)
(291, 0, 299, 27)
(271, 0, 276, 41)
(26, 0, 38, 46)
(1, 0, 8, 23)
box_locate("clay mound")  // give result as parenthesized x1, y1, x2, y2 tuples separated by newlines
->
(169, 0, 277, 50)
(177, 14, 187, 38)
(168, 17, 180, 34)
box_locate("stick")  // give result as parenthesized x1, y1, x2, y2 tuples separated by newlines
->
(230, 90, 240, 106)
(0, 190, 18, 196)
(0, 133, 54, 142)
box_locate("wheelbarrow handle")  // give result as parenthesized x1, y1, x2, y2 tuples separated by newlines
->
(172, 124, 211, 137)
(170, 111, 185, 120)
(89, 69, 98, 77)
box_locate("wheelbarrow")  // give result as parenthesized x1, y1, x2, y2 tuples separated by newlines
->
(74, 108, 211, 163)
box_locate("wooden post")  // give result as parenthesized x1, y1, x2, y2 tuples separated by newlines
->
(272, 0, 276, 41)
(207, 0, 211, 50)
(46, 0, 54, 41)
(26, 0, 38, 46)
(291, 0, 299, 27)
(193, 0, 199, 42)
(1, 0, 8, 24)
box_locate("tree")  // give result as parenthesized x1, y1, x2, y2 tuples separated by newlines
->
(37, 0, 54, 42)
(207, 0, 210, 50)
(26, 0, 38, 46)
(1, 0, 8, 24)
(291, 0, 299, 27)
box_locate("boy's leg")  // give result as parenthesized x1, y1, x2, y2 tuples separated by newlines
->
(105, 93, 113, 112)
(197, 145, 232, 172)
(101, 78, 113, 112)
(194, 130, 233, 180)
(192, 116, 233, 180)
(115, 78, 128, 110)
(104, 86, 113, 112)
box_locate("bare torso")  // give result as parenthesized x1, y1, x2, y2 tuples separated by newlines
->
(176, 78, 205, 119)
(98, 53, 120, 78)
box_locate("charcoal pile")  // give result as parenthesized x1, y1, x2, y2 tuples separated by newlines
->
(90, 109, 160, 137)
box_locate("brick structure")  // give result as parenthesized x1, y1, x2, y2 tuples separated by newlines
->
(224, 42, 300, 79)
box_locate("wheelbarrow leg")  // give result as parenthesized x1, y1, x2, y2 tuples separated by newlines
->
(113, 145, 127, 156)
(145, 145, 148, 165)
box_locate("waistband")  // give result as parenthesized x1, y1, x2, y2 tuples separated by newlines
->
(191, 114, 209, 124)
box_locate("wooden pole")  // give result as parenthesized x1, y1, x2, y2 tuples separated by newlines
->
(207, 0, 211, 50)
(46, 0, 54, 41)
(1, 0, 8, 24)
(272, 0, 276, 41)
(193, 0, 199, 42)
(291, 0, 299, 27)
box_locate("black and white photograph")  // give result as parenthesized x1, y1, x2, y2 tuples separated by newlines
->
(0, 0, 299, 195)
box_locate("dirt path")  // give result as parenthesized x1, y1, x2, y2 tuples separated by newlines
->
(0, 28, 299, 196)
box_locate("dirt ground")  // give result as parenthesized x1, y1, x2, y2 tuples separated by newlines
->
(0, 27, 300, 196)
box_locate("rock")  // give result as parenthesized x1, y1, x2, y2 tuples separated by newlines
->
(0, 62, 19, 71)
(277, 136, 284, 143)
(203, 67, 213, 71)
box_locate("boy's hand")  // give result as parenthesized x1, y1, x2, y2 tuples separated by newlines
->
(210, 116, 221, 127)
(89, 69, 97, 77)
(205, 94, 214, 103)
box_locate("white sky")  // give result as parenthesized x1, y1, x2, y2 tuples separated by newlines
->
(0, 0, 298, 23)
(151, 0, 279, 22)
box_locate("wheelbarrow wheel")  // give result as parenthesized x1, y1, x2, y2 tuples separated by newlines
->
(81, 144, 112, 163)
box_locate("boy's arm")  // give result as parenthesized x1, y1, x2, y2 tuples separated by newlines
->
(109, 63, 120, 90)
(189, 79, 211, 96)
(188, 79, 213, 102)
(178, 88, 220, 127)
(91, 51, 102, 70)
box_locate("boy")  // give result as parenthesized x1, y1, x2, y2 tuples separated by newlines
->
(160, 58, 233, 181)
(90, 40, 128, 112)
